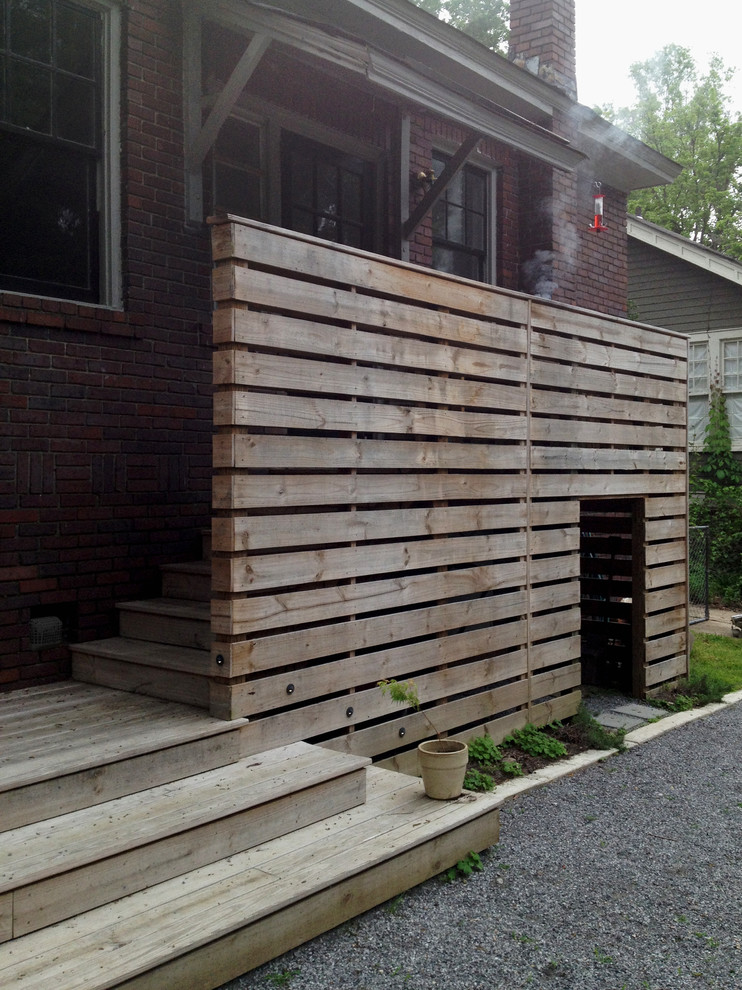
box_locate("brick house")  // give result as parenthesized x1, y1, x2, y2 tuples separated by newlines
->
(0, 2, 692, 984)
(1, 0, 680, 692)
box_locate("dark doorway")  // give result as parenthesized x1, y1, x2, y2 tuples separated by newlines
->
(580, 499, 640, 693)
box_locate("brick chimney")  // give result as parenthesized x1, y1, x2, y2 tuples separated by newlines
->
(508, 0, 577, 100)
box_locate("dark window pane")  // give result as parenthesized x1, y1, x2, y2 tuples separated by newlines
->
(213, 162, 262, 219)
(282, 133, 376, 251)
(341, 168, 361, 221)
(55, 3, 96, 77)
(55, 73, 95, 144)
(7, 59, 51, 132)
(466, 170, 485, 213)
(9, 0, 51, 62)
(216, 117, 261, 170)
(0, 133, 98, 300)
(432, 150, 489, 283)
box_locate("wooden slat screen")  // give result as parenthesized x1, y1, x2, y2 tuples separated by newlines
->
(210, 217, 688, 764)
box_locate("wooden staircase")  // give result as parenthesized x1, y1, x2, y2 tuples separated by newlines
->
(0, 683, 501, 989)
(71, 531, 214, 710)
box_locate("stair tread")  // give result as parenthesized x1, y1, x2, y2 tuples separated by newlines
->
(71, 637, 209, 670)
(0, 684, 241, 793)
(0, 768, 500, 989)
(160, 560, 211, 575)
(1, 743, 369, 893)
(117, 598, 210, 620)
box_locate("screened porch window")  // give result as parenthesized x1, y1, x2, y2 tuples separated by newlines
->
(431, 150, 490, 282)
(0, 0, 107, 303)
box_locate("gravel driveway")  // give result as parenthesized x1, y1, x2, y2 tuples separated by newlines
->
(222, 701, 742, 990)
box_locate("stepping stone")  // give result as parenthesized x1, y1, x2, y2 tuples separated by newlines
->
(595, 712, 645, 730)
(614, 703, 662, 720)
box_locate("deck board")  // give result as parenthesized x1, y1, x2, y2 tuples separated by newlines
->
(0, 769, 499, 990)
(0, 684, 242, 792)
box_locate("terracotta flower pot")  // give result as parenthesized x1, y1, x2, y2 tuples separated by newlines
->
(417, 738, 469, 799)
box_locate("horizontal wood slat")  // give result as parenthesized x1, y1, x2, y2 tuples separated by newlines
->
(209, 217, 689, 749)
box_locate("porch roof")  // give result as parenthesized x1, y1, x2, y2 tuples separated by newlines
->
(202, 0, 680, 190)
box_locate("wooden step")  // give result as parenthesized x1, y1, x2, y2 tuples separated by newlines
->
(160, 560, 211, 602)
(71, 639, 210, 708)
(0, 767, 499, 989)
(0, 683, 247, 830)
(117, 599, 211, 649)
(0, 742, 369, 940)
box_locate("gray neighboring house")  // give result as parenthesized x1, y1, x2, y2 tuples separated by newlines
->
(628, 214, 742, 450)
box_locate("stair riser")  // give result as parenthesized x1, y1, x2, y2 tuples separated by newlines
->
(10, 770, 367, 939)
(72, 654, 210, 709)
(160, 571, 211, 602)
(118, 610, 212, 650)
(2, 733, 244, 831)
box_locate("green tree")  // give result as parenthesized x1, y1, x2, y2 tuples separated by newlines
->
(409, 0, 509, 52)
(604, 45, 742, 260)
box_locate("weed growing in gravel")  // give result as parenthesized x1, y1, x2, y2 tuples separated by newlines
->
(445, 850, 484, 880)
(593, 946, 613, 964)
(383, 893, 405, 915)
(265, 969, 301, 987)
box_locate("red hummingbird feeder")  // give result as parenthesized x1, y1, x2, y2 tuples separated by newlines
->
(590, 181, 607, 231)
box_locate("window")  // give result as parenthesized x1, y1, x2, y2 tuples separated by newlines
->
(213, 116, 265, 221)
(688, 340, 709, 448)
(213, 122, 379, 252)
(722, 338, 742, 443)
(431, 151, 492, 282)
(281, 133, 375, 251)
(0, 0, 118, 304)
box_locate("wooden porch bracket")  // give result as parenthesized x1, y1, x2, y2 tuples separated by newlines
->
(183, 11, 271, 220)
(187, 32, 272, 170)
(402, 131, 483, 241)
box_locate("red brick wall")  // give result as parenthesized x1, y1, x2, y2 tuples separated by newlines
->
(0, 1, 213, 689)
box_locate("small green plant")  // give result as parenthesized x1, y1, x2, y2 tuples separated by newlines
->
(463, 768, 496, 791)
(265, 969, 301, 987)
(378, 678, 442, 739)
(503, 723, 567, 759)
(384, 893, 405, 915)
(500, 758, 524, 777)
(445, 850, 483, 880)
(467, 735, 503, 766)
(593, 946, 613, 965)
(570, 705, 627, 752)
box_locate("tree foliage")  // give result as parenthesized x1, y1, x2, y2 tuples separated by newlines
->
(604, 45, 742, 261)
(409, 0, 509, 52)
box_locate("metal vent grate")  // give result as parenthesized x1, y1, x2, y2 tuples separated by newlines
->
(29, 615, 65, 650)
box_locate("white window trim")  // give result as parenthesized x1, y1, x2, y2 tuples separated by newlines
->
(431, 141, 498, 285)
(97, 0, 122, 310)
(688, 328, 742, 451)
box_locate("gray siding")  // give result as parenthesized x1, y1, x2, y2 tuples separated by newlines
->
(629, 240, 742, 334)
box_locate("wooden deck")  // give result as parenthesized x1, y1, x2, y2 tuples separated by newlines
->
(0, 683, 500, 988)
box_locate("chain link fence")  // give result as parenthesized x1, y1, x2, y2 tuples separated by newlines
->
(688, 524, 709, 625)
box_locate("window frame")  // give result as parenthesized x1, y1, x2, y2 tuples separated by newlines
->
(431, 145, 497, 285)
(0, 0, 121, 308)
(210, 96, 387, 255)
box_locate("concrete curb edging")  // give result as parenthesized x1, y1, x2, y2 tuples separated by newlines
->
(492, 688, 742, 807)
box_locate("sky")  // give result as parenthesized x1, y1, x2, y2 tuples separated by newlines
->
(574, 0, 742, 114)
